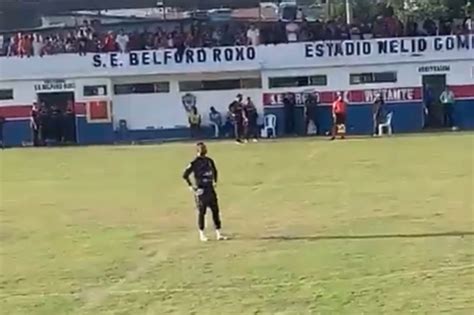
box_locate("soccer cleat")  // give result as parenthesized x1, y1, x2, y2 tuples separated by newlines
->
(199, 231, 208, 242)
(216, 230, 227, 241)
(252, 139, 258, 143)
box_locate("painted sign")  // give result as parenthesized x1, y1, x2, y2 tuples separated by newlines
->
(92, 46, 257, 69)
(34, 80, 75, 92)
(418, 65, 451, 73)
(304, 35, 474, 58)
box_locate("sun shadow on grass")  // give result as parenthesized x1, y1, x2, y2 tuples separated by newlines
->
(255, 231, 474, 242)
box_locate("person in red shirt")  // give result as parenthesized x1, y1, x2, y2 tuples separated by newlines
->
(103, 31, 117, 52)
(331, 92, 347, 140)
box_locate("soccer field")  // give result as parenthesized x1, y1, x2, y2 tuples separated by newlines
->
(1, 133, 473, 315)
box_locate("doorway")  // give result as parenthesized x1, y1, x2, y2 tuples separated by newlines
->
(422, 74, 446, 128)
(37, 92, 77, 143)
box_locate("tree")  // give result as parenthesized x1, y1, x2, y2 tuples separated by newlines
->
(324, 0, 469, 22)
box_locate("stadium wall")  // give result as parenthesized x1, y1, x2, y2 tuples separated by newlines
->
(1, 36, 473, 146)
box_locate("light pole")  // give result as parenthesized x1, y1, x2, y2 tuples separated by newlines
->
(345, 0, 352, 24)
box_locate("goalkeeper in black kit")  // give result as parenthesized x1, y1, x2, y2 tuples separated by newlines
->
(183, 142, 227, 242)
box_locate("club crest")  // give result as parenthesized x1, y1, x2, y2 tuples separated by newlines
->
(182, 93, 196, 113)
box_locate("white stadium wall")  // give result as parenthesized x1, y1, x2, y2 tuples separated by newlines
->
(112, 88, 262, 130)
(111, 71, 263, 130)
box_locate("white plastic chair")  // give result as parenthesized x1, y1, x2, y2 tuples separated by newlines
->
(378, 112, 393, 136)
(210, 122, 219, 138)
(261, 114, 277, 138)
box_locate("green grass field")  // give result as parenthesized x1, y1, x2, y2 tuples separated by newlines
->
(1, 133, 473, 315)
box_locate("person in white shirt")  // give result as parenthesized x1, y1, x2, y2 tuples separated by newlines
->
(440, 87, 456, 128)
(465, 16, 472, 33)
(116, 29, 129, 53)
(0, 35, 4, 54)
(32, 34, 43, 57)
(286, 22, 299, 42)
(246, 24, 260, 46)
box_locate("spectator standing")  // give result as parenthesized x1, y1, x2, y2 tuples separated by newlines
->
(65, 33, 76, 53)
(23, 34, 33, 57)
(244, 97, 258, 142)
(0, 35, 4, 56)
(188, 106, 202, 138)
(440, 86, 455, 128)
(31, 103, 41, 146)
(372, 93, 386, 136)
(103, 31, 116, 52)
(464, 15, 473, 33)
(229, 94, 245, 143)
(423, 85, 434, 128)
(331, 92, 347, 140)
(304, 93, 319, 136)
(209, 107, 223, 138)
(77, 29, 88, 55)
(17, 33, 26, 57)
(0, 115, 5, 149)
(283, 93, 296, 135)
(116, 29, 129, 53)
(423, 18, 437, 36)
(64, 101, 76, 143)
(286, 21, 299, 42)
(247, 24, 260, 45)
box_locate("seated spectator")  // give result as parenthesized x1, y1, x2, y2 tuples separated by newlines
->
(223, 110, 235, 138)
(209, 107, 223, 126)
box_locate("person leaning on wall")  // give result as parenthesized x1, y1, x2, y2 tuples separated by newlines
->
(0, 115, 5, 149)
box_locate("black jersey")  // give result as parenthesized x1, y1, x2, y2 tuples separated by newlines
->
(183, 156, 218, 189)
(229, 101, 244, 121)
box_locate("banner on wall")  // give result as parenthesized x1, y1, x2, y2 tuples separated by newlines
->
(86, 100, 111, 123)
(263, 87, 423, 106)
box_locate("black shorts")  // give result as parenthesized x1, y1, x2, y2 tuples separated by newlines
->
(334, 113, 346, 125)
(194, 188, 218, 212)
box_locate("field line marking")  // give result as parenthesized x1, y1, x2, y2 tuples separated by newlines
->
(2, 263, 473, 300)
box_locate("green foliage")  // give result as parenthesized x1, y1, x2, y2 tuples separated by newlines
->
(325, 0, 469, 21)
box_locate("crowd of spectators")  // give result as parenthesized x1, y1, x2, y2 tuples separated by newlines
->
(1, 8, 472, 57)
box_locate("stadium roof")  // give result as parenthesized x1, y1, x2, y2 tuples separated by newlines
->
(0, 0, 262, 13)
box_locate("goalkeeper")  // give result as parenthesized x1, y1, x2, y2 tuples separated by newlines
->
(183, 142, 226, 242)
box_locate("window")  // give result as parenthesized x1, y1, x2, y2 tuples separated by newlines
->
(179, 78, 261, 92)
(114, 82, 170, 95)
(268, 75, 327, 89)
(84, 85, 108, 96)
(350, 72, 397, 85)
(0, 89, 13, 100)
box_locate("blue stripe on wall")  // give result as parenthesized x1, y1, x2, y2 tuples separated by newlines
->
(1, 99, 473, 147)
